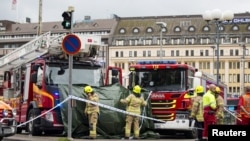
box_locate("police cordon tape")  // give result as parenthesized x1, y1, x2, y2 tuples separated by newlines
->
(16, 94, 165, 128)
(71, 95, 166, 123)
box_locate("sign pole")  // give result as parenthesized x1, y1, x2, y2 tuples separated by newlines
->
(67, 6, 74, 141)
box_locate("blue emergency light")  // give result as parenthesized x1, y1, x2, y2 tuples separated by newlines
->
(137, 60, 177, 65)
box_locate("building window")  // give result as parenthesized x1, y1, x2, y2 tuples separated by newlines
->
(146, 27, 153, 33)
(171, 50, 174, 56)
(220, 50, 224, 56)
(174, 26, 181, 32)
(235, 49, 239, 56)
(230, 49, 233, 56)
(232, 25, 239, 31)
(119, 28, 126, 34)
(188, 26, 195, 32)
(120, 51, 123, 57)
(200, 50, 204, 56)
(185, 50, 189, 56)
(133, 27, 140, 34)
(134, 51, 137, 57)
(203, 26, 210, 32)
(219, 25, 224, 31)
(115, 51, 119, 57)
(129, 51, 132, 57)
(148, 50, 151, 57)
(176, 50, 180, 56)
(191, 50, 194, 56)
(247, 25, 250, 31)
(143, 51, 146, 57)
(205, 50, 209, 56)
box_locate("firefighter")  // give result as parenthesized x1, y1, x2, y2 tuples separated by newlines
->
(238, 86, 250, 125)
(120, 85, 147, 139)
(190, 85, 204, 141)
(202, 84, 217, 141)
(214, 87, 225, 125)
(84, 85, 99, 139)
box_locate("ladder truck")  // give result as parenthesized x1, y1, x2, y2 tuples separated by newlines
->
(0, 32, 103, 135)
(125, 60, 227, 138)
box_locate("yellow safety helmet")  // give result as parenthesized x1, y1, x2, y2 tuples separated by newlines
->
(195, 85, 204, 94)
(215, 87, 220, 94)
(84, 86, 93, 93)
(133, 85, 141, 94)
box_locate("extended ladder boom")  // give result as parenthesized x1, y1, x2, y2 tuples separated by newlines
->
(0, 32, 102, 71)
(0, 32, 60, 71)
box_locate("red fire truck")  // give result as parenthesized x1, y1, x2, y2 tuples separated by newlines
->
(0, 32, 103, 135)
(126, 60, 227, 138)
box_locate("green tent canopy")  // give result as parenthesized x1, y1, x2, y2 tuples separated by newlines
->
(58, 83, 160, 139)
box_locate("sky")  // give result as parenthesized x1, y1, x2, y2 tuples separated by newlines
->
(0, 0, 250, 23)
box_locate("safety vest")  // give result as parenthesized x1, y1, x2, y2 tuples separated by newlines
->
(203, 90, 216, 110)
(240, 94, 250, 116)
(85, 93, 100, 114)
(125, 94, 147, 115)
(190, 95, 204, 122)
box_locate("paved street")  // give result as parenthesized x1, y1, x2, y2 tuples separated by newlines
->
(4, 133, 194, 141)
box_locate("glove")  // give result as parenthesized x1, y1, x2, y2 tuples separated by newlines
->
(120, 99, 126, 103)
(189, 116, 194, 120)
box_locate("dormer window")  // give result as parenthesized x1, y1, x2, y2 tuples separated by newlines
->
(133, 27, 140, 34)
(188, 26, 195, 32)
(174, 26, 181, 32)
(146, 27, 153, 33)
(232, 25, 239, 31)
(119, 28, 126, 34)
(203, 26, 210, 32)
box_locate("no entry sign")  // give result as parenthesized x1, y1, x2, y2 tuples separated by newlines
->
(62, 34, 81, 55)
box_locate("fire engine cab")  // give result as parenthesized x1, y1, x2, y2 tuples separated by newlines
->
(126, 60, 227, 138)
(0, 32, 103, 135)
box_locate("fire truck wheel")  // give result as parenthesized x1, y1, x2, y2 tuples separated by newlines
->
(27, 109, 42, 136)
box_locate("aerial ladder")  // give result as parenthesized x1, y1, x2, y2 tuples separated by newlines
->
(0, 32, 64, 72)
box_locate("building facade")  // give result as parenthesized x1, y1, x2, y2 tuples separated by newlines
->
(108, 12, 250, 96)
(1, 12, 250, 96)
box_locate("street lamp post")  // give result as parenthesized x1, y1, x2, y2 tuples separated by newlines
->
(203, 9, 234, 85)
(239, 43, 247, 95)
(156, 22, 167, 61)
(210, 46, 216, 75)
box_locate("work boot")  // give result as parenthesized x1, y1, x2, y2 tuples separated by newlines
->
(124, 137, 129, 139)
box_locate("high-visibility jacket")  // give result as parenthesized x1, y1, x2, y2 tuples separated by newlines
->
(203, 90, 216, 110)
(85, 93, 100, 114)
(216, 95, 224, 118)
(239, 94, 250, 117)
(121, 94, 147, 115)
(190, 95, 204, 122)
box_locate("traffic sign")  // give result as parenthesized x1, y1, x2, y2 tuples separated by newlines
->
(62, 34, 81, 55)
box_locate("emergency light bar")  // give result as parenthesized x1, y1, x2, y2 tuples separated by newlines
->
(137, 60, 176, 65)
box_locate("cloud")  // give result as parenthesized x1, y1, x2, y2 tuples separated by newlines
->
(0, 0, 249, 23)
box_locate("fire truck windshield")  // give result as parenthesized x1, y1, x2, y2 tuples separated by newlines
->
(133, 69, 186, 91)
(45, 64, 104, 87)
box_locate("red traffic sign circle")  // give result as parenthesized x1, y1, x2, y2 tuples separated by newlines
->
(62, 34, 81, 55)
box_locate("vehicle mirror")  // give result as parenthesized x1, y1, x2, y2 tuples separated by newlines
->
(188, 88, 194, 95)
